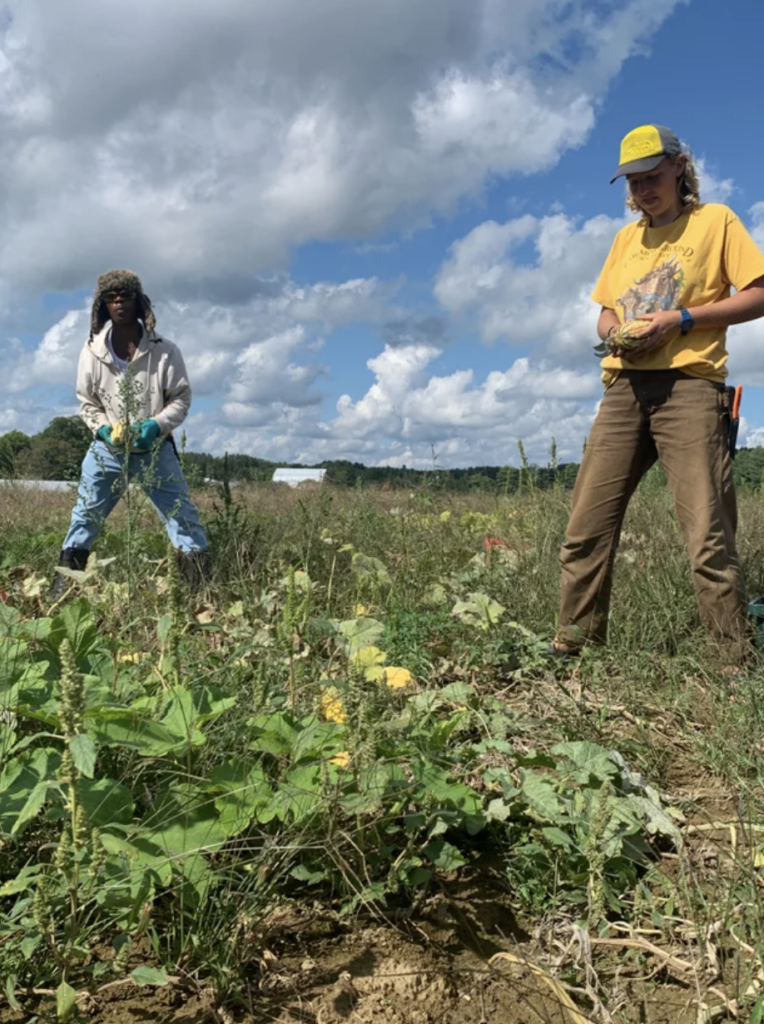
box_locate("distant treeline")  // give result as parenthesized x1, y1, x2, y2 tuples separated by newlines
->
(3, 416, 764, 494)
(181, 452, 582, 492)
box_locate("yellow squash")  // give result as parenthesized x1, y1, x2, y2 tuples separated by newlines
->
(110, 420, 128, 445)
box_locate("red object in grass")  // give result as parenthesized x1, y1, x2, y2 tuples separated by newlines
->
(484, 536, 531, 565)
(0, 591, 7, 604)
(484, 536, 511, 565)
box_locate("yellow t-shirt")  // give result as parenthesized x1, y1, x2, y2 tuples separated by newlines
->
(591, 203, 764, 387)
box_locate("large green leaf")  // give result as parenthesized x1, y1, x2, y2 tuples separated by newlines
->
(351, 553, 392, 593)
(451, 592, 504, 630)
(69, 734, 97, 779)
(57, 981, 77, 1022)
(247, 712, 298, 756)
(519, 771, 566, 824)
(87, 709, 185, 757)
(49, 599, 100, 661)
(551, 741, 620, 783)
(156, 685, 237, 751)
(0, 604, 22, 633)
(336, 617, 384, 654)
(79, 778, 135, 828)
(159, 687, 205, 750)
(11, 781, 48, 836)
(0, 721, 16, 760)
(291, 718, 345, 761)
(141, 787, 227, 857)
(424, 840, 468, 872)
(175, 851, 216, 905)
(130, 967, 169, 987)
(13, 616, 52, 643)
(100, 833, 172, 885)
(205, 760, 273, 836)
(0, 640, 28, 697)
(13, 663, 59, 725)
(260, 765, 322, 824)
(413, 762, 483, 818)
(340, 763, 408, 815)
(0, 748, 60, 837)
(193, 685, 237, 725)
(0, 863, 43, 897)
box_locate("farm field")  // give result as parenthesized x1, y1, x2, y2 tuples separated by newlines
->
(2, 478, 764, 1024)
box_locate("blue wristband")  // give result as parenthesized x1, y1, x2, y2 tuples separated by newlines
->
(679, 308, 694, 335)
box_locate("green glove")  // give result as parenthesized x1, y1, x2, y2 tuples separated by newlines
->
(95, 425, 113, 446)
(133, 419, 161, 452)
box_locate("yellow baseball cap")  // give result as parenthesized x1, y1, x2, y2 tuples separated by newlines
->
(610, 124, 682, 183)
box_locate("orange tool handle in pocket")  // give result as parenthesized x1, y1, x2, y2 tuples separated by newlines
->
(732, 385, 743, 420)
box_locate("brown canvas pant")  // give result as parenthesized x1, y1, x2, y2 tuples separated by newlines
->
(558, 370, 746, 649)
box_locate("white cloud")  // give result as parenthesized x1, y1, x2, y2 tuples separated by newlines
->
(0, 0, 685, 298)
(435, 210, 629, 358)
(751, 202, 764, 250)
(719, 202, 764, 386)
(0, 398, 75, 437)
(222, 327, 326, 425)
(6, 0, 731, 466)
(727, 318, 764, 386)
(0, 275, 389, 400)
(696, 158, 735, 205)
(188, 343, 600, 467)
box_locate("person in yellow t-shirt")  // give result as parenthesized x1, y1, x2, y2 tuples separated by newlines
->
(554, 124, 764, 661)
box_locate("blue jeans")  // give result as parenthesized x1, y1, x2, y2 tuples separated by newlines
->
(63, 440, 208, 553)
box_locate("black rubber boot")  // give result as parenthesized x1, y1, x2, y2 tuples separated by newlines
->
(177, 550, 213, 593)
(50, 547, 90, 603)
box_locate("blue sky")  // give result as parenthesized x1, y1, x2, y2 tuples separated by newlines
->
(1, 0, 763, 467)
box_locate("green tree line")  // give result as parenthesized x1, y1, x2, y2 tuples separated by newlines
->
(3, 416, 764, 493)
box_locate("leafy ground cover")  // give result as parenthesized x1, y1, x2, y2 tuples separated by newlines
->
(2, 477, 764, 1022)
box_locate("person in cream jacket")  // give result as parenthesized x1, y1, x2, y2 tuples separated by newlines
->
(51, 269, 210, 601)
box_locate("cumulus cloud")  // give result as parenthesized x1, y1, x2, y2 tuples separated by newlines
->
(222, 327, 326, 425)
(328, 345, 599, 458)
(751, 202, 764, 249)
(188, 343, 600, 467)
(708, 202, 764, 386)
(0, 0, 708, 464)
(0, 275, 390, 399)
(696, 158, 735, 205)
(435, 210, 629, 358)
(0, 0, 684, 299)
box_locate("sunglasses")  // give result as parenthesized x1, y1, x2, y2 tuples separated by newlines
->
(102, 290, 136, 303)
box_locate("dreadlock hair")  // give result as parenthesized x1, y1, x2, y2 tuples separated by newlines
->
(626, 145, 702, 223)
(89, 269, 156, 340)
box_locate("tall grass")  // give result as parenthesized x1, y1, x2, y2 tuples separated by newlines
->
(3, 477, 764, 1020)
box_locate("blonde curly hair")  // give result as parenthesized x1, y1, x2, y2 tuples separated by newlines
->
(626, 147, 701, 221)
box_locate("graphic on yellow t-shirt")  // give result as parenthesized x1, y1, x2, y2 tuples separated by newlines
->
(617, 256, 685, 320)
(590, 204, 764, 387)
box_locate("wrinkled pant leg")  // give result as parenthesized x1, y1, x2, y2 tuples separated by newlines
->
(558, 377, 656, 647)
(62, 442, 126, 550)
(650, 376, 747, 647)
(132, 442, 208, 553)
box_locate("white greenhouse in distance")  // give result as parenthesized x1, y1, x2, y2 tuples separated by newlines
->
(0, 479, 77, 492)
(272, 468, 328, 488)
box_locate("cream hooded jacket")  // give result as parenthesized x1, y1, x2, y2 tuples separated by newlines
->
(76, 323, 191, 437)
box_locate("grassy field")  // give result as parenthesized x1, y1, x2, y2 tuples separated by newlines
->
(2, 476, 764, 1024)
